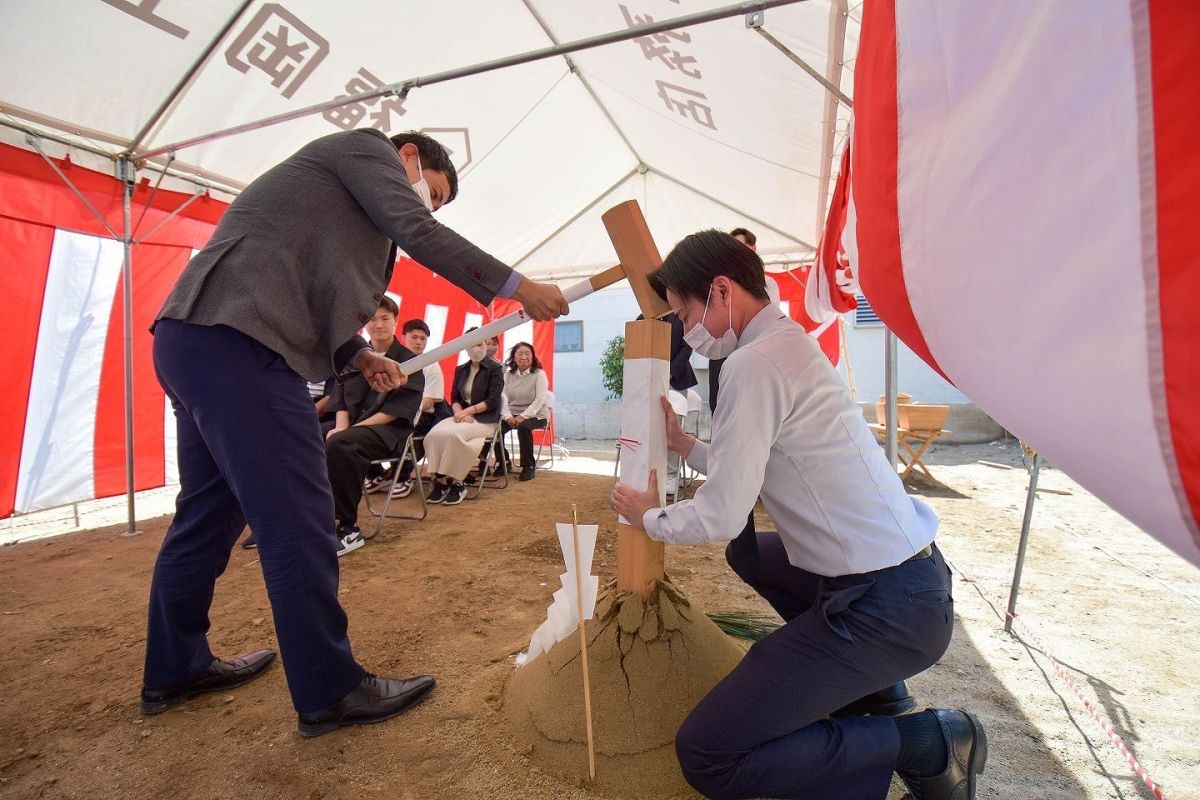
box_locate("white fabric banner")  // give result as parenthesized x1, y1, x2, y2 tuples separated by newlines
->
(617, 356, 670, 523)
(15, 230, 123, 513)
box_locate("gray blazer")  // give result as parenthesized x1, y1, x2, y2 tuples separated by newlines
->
(156, 128, 514, 381)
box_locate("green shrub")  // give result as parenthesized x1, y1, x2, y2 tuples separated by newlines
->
(600, 334, 624, 400)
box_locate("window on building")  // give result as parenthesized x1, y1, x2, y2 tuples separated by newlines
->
(854, 295, 882, 327)
(555, 320, 584, 352)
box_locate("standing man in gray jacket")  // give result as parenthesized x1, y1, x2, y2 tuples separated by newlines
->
(141, 128, 567, 737)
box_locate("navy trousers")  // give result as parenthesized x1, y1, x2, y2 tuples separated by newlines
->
(144, 320, 365, 714)
(675, 528, 955, 800)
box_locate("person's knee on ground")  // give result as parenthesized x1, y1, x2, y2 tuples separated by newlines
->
(673, 711, 745, 800)
(724, 526, 759, 584)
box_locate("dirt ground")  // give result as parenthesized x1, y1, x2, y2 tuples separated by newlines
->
(0, 441, 1197, 800)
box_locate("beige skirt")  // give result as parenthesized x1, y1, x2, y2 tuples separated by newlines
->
(424, 418, 498, 481)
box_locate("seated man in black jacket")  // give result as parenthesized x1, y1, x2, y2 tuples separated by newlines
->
(325, 308, 424, 556)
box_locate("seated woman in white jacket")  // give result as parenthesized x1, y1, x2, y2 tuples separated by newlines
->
(500, 341, 550, 481)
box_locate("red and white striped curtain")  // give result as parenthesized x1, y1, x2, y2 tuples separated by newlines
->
(0, 145, 552, 518)
(849, 0, 1200, 566)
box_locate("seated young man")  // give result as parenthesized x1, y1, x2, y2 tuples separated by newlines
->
(385, 318, 453, 498)
(325, 300, 424, 555)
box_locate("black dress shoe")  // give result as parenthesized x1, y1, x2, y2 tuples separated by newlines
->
(898, 709, 988, 800)
(832, 680, 916, 717)
(518, 467, 536, 482)
(297, 673, 435, 738)
(140, 649, 276, 714)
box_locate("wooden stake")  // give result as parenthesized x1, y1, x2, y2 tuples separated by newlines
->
(599, 200, 672, 597)
(615, 319, 670, 596)
(571, 503, 597, 780)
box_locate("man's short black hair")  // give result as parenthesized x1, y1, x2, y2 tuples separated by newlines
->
(377, 295, 399, 316)
(402, 318, 430, 336)
(389, 130, 459, 203)
(649, 229, 769, 304)
(729, 227, 757, 246)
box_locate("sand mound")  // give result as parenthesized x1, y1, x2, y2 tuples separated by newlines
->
(504, 578, 745, 796)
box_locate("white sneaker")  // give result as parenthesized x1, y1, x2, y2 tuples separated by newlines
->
(390, 478, 415, 498)
(363, 475, 392, 494)
(335, 527, 365, 557)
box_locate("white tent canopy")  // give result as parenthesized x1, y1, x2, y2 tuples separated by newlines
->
(0, 0, 857, 277)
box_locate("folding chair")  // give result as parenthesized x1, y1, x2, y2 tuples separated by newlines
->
(677, 390, 703, 497)
(532, 404, 556, 470)
(362, 433, 426, 538)
(467, 425, 508, 500)
(869, 402, 951, 482)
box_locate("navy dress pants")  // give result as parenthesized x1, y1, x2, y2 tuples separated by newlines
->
(144, 320, 365, 714)
(675, 528, 955, 800)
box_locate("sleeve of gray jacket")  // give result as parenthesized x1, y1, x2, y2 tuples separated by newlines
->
(328, 130, 515, 305)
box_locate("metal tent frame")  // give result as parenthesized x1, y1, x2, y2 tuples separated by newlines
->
(1, 0, 866, 543)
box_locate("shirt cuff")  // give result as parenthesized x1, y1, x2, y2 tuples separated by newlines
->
(642, 507, 664, 540)
(684, 439, 708, 474)
(496, 271, 523, 299)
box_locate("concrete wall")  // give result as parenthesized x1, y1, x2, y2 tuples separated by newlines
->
(843, 323, 968, 405)
(551, 286, 642, 404)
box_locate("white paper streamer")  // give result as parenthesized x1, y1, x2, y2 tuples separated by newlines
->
(616, 357, 670, 524)
(517, 522, 601, 666)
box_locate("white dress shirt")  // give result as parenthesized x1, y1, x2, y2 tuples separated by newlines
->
(642, 304, 938, 577)
(415, 362, 445, 423)
(421, 362, 444, 401)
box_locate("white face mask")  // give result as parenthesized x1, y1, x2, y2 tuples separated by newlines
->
(410, 153, 434, 212)
(467, 345, 487, 363)
(683, 284, 738, 360)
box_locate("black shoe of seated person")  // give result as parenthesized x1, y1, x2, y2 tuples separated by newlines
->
(518, 466, 536, 482)
(426, 481, 449, 504)
(443, 482, 466, 505)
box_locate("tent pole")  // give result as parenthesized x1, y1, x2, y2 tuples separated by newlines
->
(24, 136, 119, 238)
(134, 187, 205, 245)
(127, 0, 256, 154)
(1005, 453, 1041, 633)
(755, 27, 852, 107)
(884, 329, 898, 468)
(519, 0, 646, 165)
(649, 167, 816, 251)
(134, 0, 809, 161)
(812, 0, 849, 244)
(118, 156, 141, 538)
(512, 168, 639, 269)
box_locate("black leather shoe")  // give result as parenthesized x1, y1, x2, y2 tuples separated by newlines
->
(297, 673, 435, 738)
(832, 681, 916, 717)
(518, 467, 536, 482)
(898, 709, 988, 800)
(140, 649, 276, 714)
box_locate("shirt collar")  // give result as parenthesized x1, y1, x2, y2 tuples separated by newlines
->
(737, 302, 787, 347)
